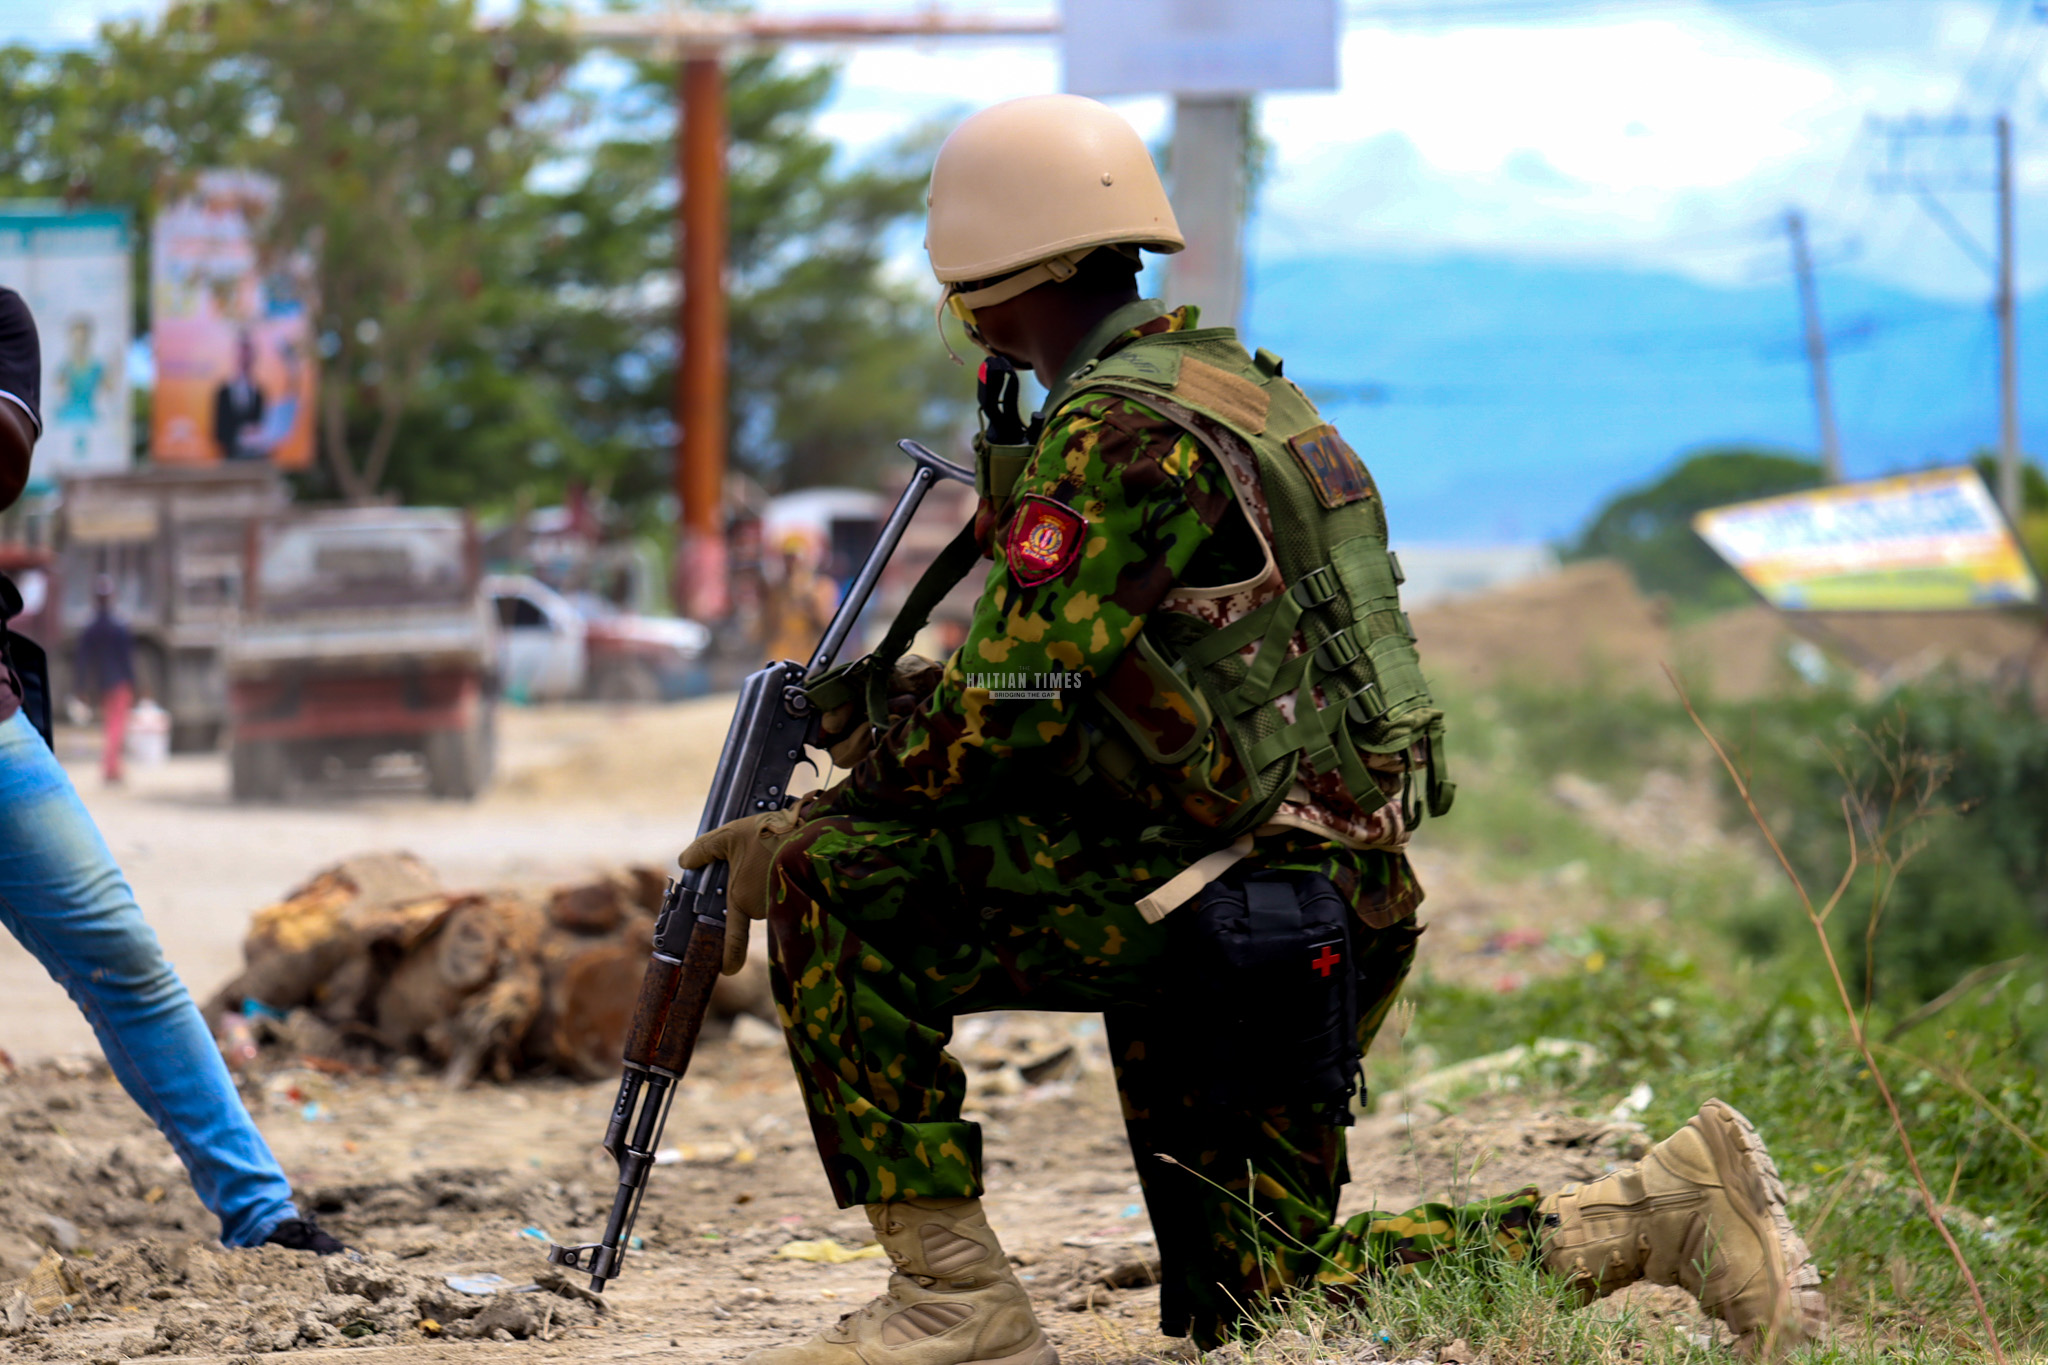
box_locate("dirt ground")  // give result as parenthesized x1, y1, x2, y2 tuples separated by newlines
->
(0, 1012, 1669, 1365)
(2, 698, 1715, 1363)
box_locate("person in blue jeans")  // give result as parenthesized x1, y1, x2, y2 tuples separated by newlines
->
(0, 285, 340, 1254)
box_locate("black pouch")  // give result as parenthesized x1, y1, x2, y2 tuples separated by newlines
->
(0, 571, 52, 749)
(1159, 869, 1364, 1124)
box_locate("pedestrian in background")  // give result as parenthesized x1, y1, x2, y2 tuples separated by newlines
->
(0, 283, 344, 1257)
(77, 574, 136, 784)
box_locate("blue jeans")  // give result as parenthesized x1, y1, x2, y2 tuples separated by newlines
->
(0, 711, 298, 1246)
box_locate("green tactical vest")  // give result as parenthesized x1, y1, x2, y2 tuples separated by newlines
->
(1041, 321, 1453, 845)
(816, 312, 1452, 849)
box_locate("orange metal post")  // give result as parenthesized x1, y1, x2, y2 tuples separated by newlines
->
(675, 53, 729, 620)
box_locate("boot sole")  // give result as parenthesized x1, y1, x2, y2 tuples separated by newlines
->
(963, 1336, 1059, 1365)
(1695, 1098, 1826, 1354)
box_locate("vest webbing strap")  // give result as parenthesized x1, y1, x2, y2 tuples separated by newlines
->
(864, 519, 983, 727)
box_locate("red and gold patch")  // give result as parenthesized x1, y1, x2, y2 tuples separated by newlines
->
(1005, 495, 1086, 587)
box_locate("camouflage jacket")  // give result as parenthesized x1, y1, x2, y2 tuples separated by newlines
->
(809, 306, 1252, 826)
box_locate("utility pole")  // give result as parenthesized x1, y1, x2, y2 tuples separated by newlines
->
(1168, 97, 1250, 330)
(1997, 112, 2021, 522)
(1872, 111, 2024, 519)
(675, 53, 728, 621)
(1784, 210, 1844, 482)
(568, 9, 1059, 621)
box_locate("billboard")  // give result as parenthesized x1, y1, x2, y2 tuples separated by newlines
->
(0, 207, 134, 476)
(150, 171, 317, 469)
(1063, 0, 1341, 98)
(1694, 468, 2041, 611)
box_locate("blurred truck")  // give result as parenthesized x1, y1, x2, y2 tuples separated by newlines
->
(484, 572, 709, 703)
(57, 466, 287, 749)
(226, 507, 497, 801)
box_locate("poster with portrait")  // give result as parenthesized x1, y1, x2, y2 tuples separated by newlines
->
(150, 171, 317, 469)
(0, 207, 134, 476)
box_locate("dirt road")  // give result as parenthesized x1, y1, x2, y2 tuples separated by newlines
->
(0, 1010, 1657, 1365)
(1, 699, 1710, 1363)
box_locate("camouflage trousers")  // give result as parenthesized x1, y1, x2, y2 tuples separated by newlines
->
(763, 809, 1543, 1346)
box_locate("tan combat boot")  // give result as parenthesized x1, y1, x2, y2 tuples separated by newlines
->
(1540, 1099, 1825, 1354)
(742, 1198, 1056, 1365)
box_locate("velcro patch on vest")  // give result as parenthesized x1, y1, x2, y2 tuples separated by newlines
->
(1174, 357, 1271, 435)
(1287, 424, 1376, 509)
(1006, 495, 1087, 587)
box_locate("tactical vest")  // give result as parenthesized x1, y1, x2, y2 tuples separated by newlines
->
(1044, 324, 1453, 845)
(823, 320, 1451, 851)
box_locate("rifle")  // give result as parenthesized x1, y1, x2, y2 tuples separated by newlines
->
(547, 438, 973, 1292)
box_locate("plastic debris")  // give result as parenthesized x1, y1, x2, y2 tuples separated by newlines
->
(36, 1213, 81, 1254)
(24, 1249, 86, 1316)
(1609, 1081, 1654, 1121)
(445, 1273, 509, 1295)
(517, 1226, 551, 1244)
(774, 1239, 886, 1264)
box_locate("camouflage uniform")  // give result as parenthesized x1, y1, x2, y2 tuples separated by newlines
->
(768, 309, 1540, 1346)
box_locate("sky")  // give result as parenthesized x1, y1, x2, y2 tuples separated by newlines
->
(13, 0, 2043, 295)
(6, 0, 2048, 540)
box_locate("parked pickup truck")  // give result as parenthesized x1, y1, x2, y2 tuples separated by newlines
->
(225, 508, 497, 801)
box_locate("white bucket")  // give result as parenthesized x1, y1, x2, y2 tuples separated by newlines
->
(127, 699, 171, 767)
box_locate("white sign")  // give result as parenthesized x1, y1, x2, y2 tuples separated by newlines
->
(1063, 0, 1341, 98)
(0, 208, 134, 476)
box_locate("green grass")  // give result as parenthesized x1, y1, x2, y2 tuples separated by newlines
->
(1252, 676, 2048, 1362)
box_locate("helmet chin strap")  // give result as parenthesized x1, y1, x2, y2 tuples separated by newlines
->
(932, 251, 1088, 364)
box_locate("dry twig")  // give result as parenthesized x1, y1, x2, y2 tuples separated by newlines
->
(1663, 664, 2008, 1364)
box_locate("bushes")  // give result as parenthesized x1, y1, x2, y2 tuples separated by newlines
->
(1456, 674, 2048, 1004)
(1384, 670, 2048, 1354)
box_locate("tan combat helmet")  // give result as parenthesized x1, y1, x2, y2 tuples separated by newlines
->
(926, 94, 1184, 329)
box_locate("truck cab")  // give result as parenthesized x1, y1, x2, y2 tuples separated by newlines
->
(225, 507, 497, 800)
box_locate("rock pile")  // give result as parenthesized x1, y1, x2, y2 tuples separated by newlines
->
(204, 852, 768, 1086)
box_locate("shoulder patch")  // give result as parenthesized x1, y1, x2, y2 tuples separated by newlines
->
(1287, 423, 1376, 509)
(1175, 356, 1271, 435)
(1005, 495, 1087, 588)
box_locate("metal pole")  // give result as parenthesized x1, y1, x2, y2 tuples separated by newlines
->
(1997, 112, 2022, 521)
(676, 54, 729, 620)
(1785, 210, 1844, 482)
(1166, 95, 1249, 329)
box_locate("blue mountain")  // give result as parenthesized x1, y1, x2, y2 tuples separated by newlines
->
(1241, 254, 2030, 544)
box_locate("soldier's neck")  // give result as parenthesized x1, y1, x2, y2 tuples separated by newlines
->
(1017, 291, 1143, 386)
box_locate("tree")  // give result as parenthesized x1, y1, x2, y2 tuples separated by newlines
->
(0, 0, 572, 502)
(400, 52, 969, 518)
(1, 5, 969, 515)
(1567, 445, 1823, 611)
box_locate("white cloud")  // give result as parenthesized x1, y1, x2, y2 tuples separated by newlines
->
(14, 0, 2047, 300)
(1245, 2, 2038, 295)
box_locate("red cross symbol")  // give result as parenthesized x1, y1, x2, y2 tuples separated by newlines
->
(1311, 944, 1343, 977)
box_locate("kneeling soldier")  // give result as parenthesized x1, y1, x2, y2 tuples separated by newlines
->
(683, 95, 1825, 1362)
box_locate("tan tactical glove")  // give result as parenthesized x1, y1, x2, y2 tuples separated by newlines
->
(677, 803, 809, 975)
(815, 653, 946, 768)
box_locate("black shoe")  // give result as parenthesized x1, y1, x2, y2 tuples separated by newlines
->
(263, 1218, 349, 1255)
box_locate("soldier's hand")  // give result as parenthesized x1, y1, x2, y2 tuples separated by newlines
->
(816, 654, 945, 768)
(677, 805, 808, 974)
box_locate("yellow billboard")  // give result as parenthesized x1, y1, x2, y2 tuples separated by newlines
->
(1694, 468, 2040, 611)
